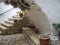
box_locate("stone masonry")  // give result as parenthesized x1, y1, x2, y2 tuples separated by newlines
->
(0, 34, 29, 45)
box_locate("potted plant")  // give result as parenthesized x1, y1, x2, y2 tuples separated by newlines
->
(19, 13, 23, 17)
(52, 23, 60, 38)
(17, 11, 24, 17)
(39, 35, 50, 45)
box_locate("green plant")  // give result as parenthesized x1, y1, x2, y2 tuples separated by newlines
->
(17, 11, 24, 17)
(52, 23, 60, 30)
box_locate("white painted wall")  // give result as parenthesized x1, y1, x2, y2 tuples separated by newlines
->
(0, 3, 21, 23)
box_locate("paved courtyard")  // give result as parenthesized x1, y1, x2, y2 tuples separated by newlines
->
(0, 34, 29, 45)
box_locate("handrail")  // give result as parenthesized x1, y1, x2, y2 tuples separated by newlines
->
(0, 8, 14, 15)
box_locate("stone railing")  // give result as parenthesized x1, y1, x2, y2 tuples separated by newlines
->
(23, 27, 40, 45)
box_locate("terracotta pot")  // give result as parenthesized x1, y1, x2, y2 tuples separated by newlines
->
(39, 35, 50, 45)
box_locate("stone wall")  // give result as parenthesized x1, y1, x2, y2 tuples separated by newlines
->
(25, 0, 51, 33)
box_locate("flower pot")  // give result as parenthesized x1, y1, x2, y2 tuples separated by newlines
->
(50, 36, 58, 45)
(39, 35, 50, 45)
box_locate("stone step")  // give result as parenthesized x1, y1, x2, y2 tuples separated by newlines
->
(5, 20, 14, 24)
(8, 18, 17, 21)
(1, 22, 13, 28)
(12, 15, 20, 19)
(12, 15, 20, 18)
(12, 16, 20, 18)
(0, 24, 7, 29)
(9, 17, 21, 20)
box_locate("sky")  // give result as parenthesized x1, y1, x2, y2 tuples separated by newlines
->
(35, 0, 60, 23)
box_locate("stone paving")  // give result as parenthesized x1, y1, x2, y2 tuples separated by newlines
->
(0, 34, 29, 45)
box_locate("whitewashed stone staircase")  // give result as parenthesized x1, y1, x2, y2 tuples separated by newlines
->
(0, 14, 29, 35)
(0, 14, 22, 35)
